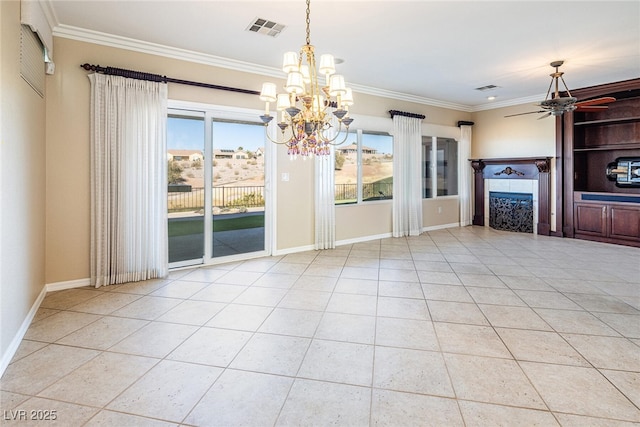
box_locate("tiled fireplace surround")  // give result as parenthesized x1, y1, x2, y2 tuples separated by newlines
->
(471, 157, 551, 235)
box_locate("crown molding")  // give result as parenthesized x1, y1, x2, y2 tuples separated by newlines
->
(41, 0, 59, 32)
(53, 24, 539, 113)
(350, 83, 473, 112)
(53, 25, 479, 112)
(470, 94, 546, 112)
(53, 24, 286, 78)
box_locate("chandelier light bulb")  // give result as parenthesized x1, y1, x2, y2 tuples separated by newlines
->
(282, 52, 299, 73)
(319, 54, 336, 76)
(342, 88, 354, 108)
(285, 71, 305, 94)
(276, 93, 291, 110)
(259, 82, 277, 102)
(329, 74, 346, 96)
(299, 64, 312, 84)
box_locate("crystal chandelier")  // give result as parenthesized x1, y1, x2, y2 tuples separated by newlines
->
(259, 0, 354, 157)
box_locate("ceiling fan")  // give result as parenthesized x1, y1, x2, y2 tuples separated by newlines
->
(505, 60, 616, 119)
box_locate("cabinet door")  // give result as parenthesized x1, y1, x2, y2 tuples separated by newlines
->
(574, 203, 607, 237)
(610, 206, 640, 241)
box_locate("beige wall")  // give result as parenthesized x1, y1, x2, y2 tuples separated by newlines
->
(45, 37, 473, 282)
(1, 0, 47, 367)
(423, 198, 460, 228)
(471, 104, 556, 158)
(336, 203, 393, 243)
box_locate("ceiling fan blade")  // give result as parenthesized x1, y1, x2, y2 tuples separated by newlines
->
(576, 105, 609, 112)
(576, 96, 616, 107)
(537, 112, 552, 120)
(504, 110, 545, 118)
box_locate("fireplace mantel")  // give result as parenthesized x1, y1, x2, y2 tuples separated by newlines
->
(470, 157, 551, 235)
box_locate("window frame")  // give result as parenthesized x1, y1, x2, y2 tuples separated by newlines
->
(422, 135, 459, 199)
(335, 129, 393, 205)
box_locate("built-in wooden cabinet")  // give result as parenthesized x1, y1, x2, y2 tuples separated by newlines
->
(574, 192, 640, 244)
(558, 78, 640, 247)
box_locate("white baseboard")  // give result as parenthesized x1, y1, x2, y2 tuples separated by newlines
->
(423, 222, 460, 232)
(336, 232, 393, 247)
(0, 278, 91, 377)
(272, 244, 315, 256)
(0, 285, 47, 377)
(46, 278, 91, 292)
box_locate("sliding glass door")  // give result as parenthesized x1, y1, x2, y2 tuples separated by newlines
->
(211, 120, 266, 258)
(167, 106, 269, 268)
(167, 113, 205, 266)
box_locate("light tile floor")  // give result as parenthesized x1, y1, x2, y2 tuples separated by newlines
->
(2, 226, 639, 426)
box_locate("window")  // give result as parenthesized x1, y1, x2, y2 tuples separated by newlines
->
(335, 130, 393, 204)
(167, 106, 269, 268)
(423, 136, 458, 198)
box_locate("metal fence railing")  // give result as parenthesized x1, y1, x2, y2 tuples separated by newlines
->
(168, 182, 393, 212)
(168, 186, 265, 212)
(335, 183, 394, 202)
(363, 182, 393, 200)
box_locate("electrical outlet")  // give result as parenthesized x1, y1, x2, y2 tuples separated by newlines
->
(437, 206, 442, 214)
(281, 173, 289, 182)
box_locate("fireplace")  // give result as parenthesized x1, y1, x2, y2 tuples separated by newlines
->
(489, 192, 534, 233)
(470, 157, 552, 235)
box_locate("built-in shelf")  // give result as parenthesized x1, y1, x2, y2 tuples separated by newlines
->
(574, 116, 640, 127)
(574, 143, 640, 152)
(558, 78, 640, 247)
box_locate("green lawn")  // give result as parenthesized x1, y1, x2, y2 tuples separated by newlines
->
(168, 214, 265, 237)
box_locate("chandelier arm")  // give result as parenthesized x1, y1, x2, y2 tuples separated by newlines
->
(318, 121, 351, 145)
(324, 127, 352, 146)
(264, 127, 292, 145)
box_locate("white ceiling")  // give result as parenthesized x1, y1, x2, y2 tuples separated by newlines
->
(47, 0, 640, 111)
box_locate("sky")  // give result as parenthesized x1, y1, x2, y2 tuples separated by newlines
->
(167, 117, 265, 152)
(167, 116, 392, 155)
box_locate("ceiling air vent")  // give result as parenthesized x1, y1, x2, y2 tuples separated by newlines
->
(475, 84, 499, 91)
(247, 18, 285, 37)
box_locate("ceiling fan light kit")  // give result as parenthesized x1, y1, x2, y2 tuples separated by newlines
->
(505, 61, 616, 119)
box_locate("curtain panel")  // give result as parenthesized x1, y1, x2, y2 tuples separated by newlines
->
(458, 125, 473, 226)
(89, 73, 168, 287)
(314, 145, 336, 249)
(392, 115, 423, 237)
(314, 113, 338, 249)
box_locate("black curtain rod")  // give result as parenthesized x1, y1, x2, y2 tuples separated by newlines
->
(388, 110, 426, 120)
(80, 63, 260, 96)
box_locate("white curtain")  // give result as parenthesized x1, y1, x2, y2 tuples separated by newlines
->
(392, 115, 423, 237)
(458, 125, 473, 226)
(315, 144, 336, 249)
(89, 73, 168, 287)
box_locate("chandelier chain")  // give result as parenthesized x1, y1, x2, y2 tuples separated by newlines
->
(305, 0, 311, 46)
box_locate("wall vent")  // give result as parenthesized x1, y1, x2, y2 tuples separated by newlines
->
(246, 18, 285, 37)
(475, 84, 499, 91)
